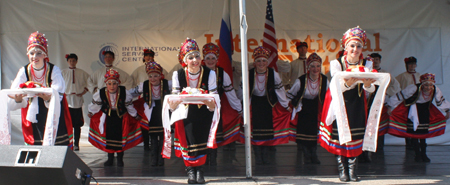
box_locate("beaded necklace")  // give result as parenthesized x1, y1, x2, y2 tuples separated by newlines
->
(31, 63, 47, 84)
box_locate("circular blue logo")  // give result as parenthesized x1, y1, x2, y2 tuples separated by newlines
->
(99, 45, 119, 65)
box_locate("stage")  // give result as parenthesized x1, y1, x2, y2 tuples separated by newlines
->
(75, 144, 450, 184)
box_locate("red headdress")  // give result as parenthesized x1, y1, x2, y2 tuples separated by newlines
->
(202, 43, 220, 58)
(420, 73, 435, 84)
(252, 46, 271, 60)
(104, 69, 121, 84)
(145, 61, 164, 79)
(306, 53, 322, 67)
(178, 38, 200, 68)
(341, 26, 367, 48)
(27, 31, 49, 62)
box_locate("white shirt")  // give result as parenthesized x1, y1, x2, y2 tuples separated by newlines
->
(287, 76, 330, 112)
(88, 88, 137, 117)
(388, 84, 450, 112)
(329, 58, 375, 93)
(61, 67, 90, 108)
(395, 71, 421, 90)
(171, 68, 218, 94)
(251, 70, 290, 108)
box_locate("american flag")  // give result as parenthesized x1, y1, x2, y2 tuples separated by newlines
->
(262, 0, 278, 71)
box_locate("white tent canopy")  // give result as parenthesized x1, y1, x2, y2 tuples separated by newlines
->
(1, 0, 450, 145)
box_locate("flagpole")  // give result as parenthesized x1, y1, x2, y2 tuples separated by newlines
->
(239, 0, 252, 178)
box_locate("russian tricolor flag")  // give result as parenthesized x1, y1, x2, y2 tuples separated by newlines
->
(217, 0, 233, 82)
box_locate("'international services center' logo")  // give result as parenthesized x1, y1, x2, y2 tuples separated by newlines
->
(98, 43, 119, 66)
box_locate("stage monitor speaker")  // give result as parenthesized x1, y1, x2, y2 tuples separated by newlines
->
(0, 145, 92, 185)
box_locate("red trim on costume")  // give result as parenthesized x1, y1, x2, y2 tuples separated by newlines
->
(62, 94, 74, 149)
(378, 107, 389, 136)
(133, 98, 150, 131)
(89, 112, 143, 153)
(318, 89, 363, 158)
(240, 103, 293, 146)
(388, 103, 446, 139)
(217, 93, 242, 147)
(173, 120, 208, 167)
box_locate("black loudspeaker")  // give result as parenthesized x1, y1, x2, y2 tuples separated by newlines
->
(0, 145, 92, 185)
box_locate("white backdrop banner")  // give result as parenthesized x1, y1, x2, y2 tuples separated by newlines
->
(1, 28, 442, 87)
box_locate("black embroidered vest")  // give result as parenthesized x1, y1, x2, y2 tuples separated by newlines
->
(143, 79, 171, 107)
(177, 67, 211, 90)
(291, 74, 328, 108)
(100, 86, 127, 118)
(215, 67, 224, 95)
(24, 63, 54, 87)
(403, 83, 435, 106)
(249, 68, 278, 106)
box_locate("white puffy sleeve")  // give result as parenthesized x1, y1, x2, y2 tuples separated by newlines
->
(223, 71, 242, 112)
(8, 67, 28, 109)
(435, 86, 450, 113)
(171, 71, 180, 94)
(50, 66, 65, 100)
(129, 82, 144, 98)
(287, 79, 301, 100)
(273, 71, 289, 108)
(125, 89, 137, 117)
(88, 90, 102, 114)
(388, 84, 418, 109)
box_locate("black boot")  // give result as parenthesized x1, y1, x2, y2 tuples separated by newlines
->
(377, 135, 385, 151)
(205, 150, 211, 166)
(157, 139, 164, 166)
(336, 155, 349, 182)
(405, 138, 413, 150)
(253, 145, 263, 165)
(302, 146, 312, 164)
(143, 130, 150, 151)
(261, 146, 270, 164)
(348, 157, 359, 182)
(150, 138, 158, 166)
(117, 152, 124, 167)
(224, 142, 236, 151)
(359, 151, 372, 163)
(297, 143, 303, 151)
(185, 167, 196, 184)
(104, 153, 114, 166)
(74, 126, 81, 151)
(310, 146, 321, 164)
(196, 166, 206, 184)
(420, 141, 430, 162)
(412, 139, 422, 162)
(210, 149, 217, 166)
(228, 142, 236, 151)
(269, 146, 277, 151)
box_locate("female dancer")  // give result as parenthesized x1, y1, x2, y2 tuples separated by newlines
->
(167, 38, 218, 184)
(9, 31, 73, 146)
(131, 61, 171, 166)
(287, 53, 328, 164)
(88, 69, 143, 167)
(388, 73, 450, 162)
(319, 26, 376, 182)
(202, 43, 242, 165)
(246, 46, 292, 165)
